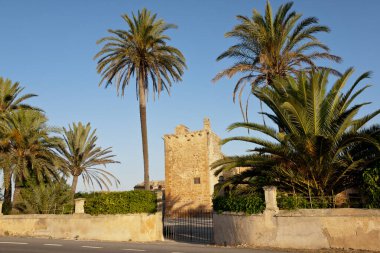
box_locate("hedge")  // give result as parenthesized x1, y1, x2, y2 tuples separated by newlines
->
(75, 190, 157, 215)
(276, 194, 332, 209)
(277, 193, 363, 209)
(213, 193, 265, 214)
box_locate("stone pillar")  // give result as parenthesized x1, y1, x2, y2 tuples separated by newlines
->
(0, 201, 3, 215)
(74, 198, 86, 214)
(263, 186, 279, 213)
(156, 191, 163, 212)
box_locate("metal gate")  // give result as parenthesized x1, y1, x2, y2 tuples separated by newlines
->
(163, 210, 214, 244)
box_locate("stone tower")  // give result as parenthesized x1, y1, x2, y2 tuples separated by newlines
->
(164, 118, 222, 212)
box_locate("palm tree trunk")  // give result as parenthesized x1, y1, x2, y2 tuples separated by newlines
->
(3, 168, 12, 214)
(71, 175, 79, 195)
(139, 77, 150, 190)
(12, 176, 22, 213)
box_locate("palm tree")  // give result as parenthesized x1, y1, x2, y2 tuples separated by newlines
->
(0, 78, 39, 213)
(57, 122, 119, 194)
(95, 9, 186, 190)
(213, 1, 341, 120)
(213, 69, 380, 196)
(0, 110, 62, 207)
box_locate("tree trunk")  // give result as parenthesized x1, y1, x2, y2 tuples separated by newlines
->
(3, 168, 12, 214)
(12, 175, 24, 211)
(12, 179, 22, 213)
(139, 77, 150, 190)
(71, 175, 79, 195)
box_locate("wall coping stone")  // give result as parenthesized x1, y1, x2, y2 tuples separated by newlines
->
(0, 213, 160, 219)
(214, 208, 380, 217)
(276, 208, 380, 217)
(214, 211, 263, 217)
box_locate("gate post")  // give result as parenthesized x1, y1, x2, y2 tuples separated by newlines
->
(263, 186, 279, 212)
(156, 191, 163, 213)
(74, 198, 86, 214)
(263, 186, 278, 230)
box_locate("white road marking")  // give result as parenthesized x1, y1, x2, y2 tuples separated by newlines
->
(0, 242, 29, 245)
(81, 246, 103, 249)
(43, 243, 62, 246)
(122, 249, 146, 252)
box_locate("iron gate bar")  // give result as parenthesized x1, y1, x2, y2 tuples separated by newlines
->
(163, 210, 214, 244)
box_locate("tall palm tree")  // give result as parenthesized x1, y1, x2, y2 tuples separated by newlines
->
(0, 110, 62, 206)
(0, 78, 39, 213)
(95, 9, 186, 190)
(213, 1, 341, 120)
(213, 69, 380, 196)
(57, 122, 119, 194)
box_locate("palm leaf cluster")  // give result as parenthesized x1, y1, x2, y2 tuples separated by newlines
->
(0, 111, 62, 184)
(213, 69, 380, 196)
(95, 8, 186, 97)
(213, 1, 341, 120)
(0, 78, 39, 116)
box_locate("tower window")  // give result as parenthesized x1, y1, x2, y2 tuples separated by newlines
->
(194, 177, 201, 184)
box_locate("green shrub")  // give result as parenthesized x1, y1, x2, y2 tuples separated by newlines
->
(16, 180, 73, 214)
(213, 193, 265, 214)
(362, 167, 380, 208)
(75, 190, 157, 215)
(277, 193, 332, 210)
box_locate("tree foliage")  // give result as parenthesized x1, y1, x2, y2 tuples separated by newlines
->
(213, 69, 380, 196)
(0, 78, 40, 213)
(0, 110, 63, 210)
(76, 190, 157, 215)
(0, 78, 39, 117)
(362, 167, 380, 208)
(0, 110, 62, 184)
(95, 8, 186, 98)
(213, 192, 265, 214)
(214, 1, 341, 120)
(16, 179, 73, 214)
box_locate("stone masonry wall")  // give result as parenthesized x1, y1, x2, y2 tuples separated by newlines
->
(164, 119, 222, 212)
(0, 213, 163, 242)
(214, 209, 380, 251)
(207, 131, 223, 196)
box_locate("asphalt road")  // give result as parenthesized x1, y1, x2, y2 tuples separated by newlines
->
(0, 237, 287, 253)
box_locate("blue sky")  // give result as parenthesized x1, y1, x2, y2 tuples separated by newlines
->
(1, 0, 380, 191)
